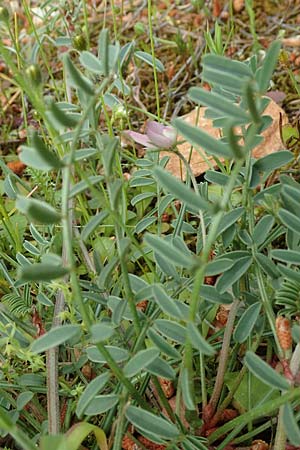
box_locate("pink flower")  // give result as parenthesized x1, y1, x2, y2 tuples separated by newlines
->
(125, 121, 177, 149)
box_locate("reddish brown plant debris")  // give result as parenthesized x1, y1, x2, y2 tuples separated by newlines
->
(215, 305, 230, 327)
(138, 436, 166, 450)
(250, 439, 269, 450)
(122, 435, 139, 450)
(158, 378, 175, 399)
(7, 160, 27, 176)
(218, 408, 238, 423)
(136, 300, 148, 312)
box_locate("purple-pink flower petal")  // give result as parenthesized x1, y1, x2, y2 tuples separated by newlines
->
(146, 121, 166, 135)
(124, 130, 152, 147)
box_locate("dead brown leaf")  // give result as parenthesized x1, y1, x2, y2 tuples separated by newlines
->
(165, 98, 288, 179)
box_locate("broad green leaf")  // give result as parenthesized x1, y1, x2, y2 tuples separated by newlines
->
(203, 54, 253, 78)
(205, 258, 234, 276)
(131, 192, 154, 206)
(145, 233, 195, 269)
(271, 250, 300, 265)
(173, 118, 232, 159)
(16, 196, 61, 224)
(64, 54, 94, 96)
(125, 405, 180, 440)
(85, 395, 119, 415)
(154, 319, 186, 344)
(216, 256, 252, 294)
(189, 87, 250, 123)
(153, 166, 210, 212)
(292, 325, 300, 343)
(19, 263, 69, 282)
(199, 284, 233, 304)
(16, 391, 33, 411)
(244, 351, 290, 390)
(31, 325, 81, 353)
(217, 208, 245, 237)
(123, 348, 160, 377)
(279, 209, 300, 235)
(278, 265, 300, 283)
(86, 345, 129, 363)
(234, 303, 261, 343)
(152, 284, 182, 319)
(135, 51, 164, 72)
(135, 216, 156, 234)
(91, 323, 114, 343)
(146, 357, 176, 380)
(253, 151, 293, 173)
(98, 29, 109, 76)
(48, 101, 79, 128)
(81, 211, 109, 242)
(76, 372, 110, 418)
(69, 175, 103, 198)
(147, 328, 181, 359)
(252, 215, 274, 245)
(20, 145, 63, 171)
(257, 40, 281, 93)
(187, 323, 215, 355)
(255, 253, 280, 279)
(283, 403, 300, 446)
(181, 367, 196, 410)
(202, 68, 247, 94)
(80, 51, 103, 74)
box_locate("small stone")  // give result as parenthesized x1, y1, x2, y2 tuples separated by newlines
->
(233, 0, 245, 12)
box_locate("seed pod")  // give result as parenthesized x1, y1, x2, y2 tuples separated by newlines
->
(276, 316, 292, 351)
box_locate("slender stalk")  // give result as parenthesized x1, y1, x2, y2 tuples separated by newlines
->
(147, 0, 160, 119)
(207, 298, 240, 416)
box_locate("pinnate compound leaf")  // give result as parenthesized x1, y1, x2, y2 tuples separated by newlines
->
(278, 209, 300, 235)
(257, 40, 281, 93)
(146, 357, 176, 380)
(125, 405, 180, 440)
(152, 284, 182, 319)
(76, 372, 110, 418)
(135, 51, 164, 73)
(81, 211, 109, 242)
(234, 303, 261, 343)
(16, 196, 61, 224)
(144, 233, 195, 269)
(91, 323, 115, 343)
(64, 54, 94, 96)
(84, 395, 119, 416)
(98, 29, 109, 76)
(19, 263, 69, 282)
(154, 319, 186, 344)
(31, 325, 81, 353)
(87, 345, 128, 363)
(283, 402, 300, 446)
(181, 367, 196, 410)
(123, 348, 160, 377)
(244, 351, 290, 390)
(80, 51, 103, 74)
(189, 87, 250, 123)
(216, 256, 252, 294)
(271, 250, 300, 265)
(187, 323, 215, 355)
(153, 166, 210, 212)
(173, 118, 232, 159)
(253, 151, 293, 173)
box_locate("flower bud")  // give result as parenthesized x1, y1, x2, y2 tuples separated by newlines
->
(25, 64, 42, 87)
(72, 34, 87, 51)
(0, 6, 9, 23)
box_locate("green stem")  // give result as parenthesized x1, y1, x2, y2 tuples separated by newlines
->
(147, 0, 160, 119)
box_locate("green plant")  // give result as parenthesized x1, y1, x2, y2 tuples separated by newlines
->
(0, 3, 300, 450)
